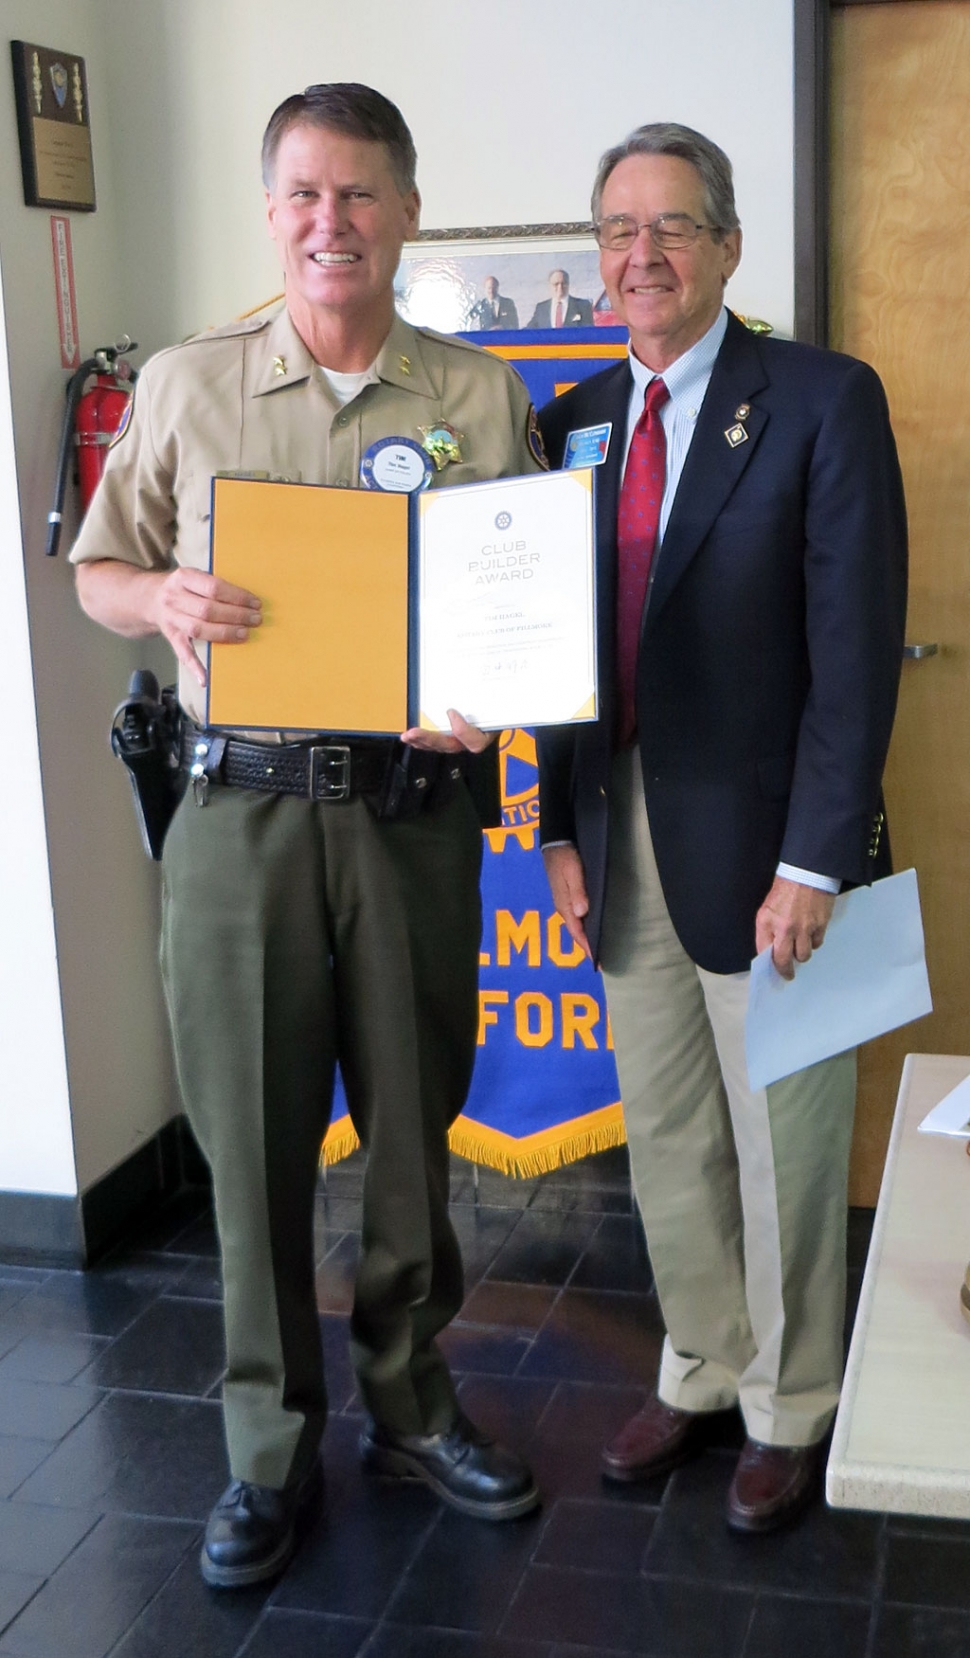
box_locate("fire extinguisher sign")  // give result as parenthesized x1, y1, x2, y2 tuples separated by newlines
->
(50, 215, 80, 370)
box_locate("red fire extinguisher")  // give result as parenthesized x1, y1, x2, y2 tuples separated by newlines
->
(46, 337, 137, 556)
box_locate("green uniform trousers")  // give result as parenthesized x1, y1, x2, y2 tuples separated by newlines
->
(159, 773, 483, 1490)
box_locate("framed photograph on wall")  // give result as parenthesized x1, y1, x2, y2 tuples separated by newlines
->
(396, 222, 620, 333)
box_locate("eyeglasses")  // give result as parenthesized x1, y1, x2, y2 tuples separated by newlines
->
(592, 213, 718, 252)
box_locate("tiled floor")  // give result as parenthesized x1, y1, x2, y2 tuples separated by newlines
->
(0, 1150, 967, 1656)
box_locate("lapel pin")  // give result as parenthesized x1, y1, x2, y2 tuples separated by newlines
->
(272, 356, 286, 377)
(399, 354, 412, 376)
(735, 404, 749, 420)
(724, 423, 749, 448)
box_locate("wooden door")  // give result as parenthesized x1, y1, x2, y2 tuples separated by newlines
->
(830, 0, 970, 1203)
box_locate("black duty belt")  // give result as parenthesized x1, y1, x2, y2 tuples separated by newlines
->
(180, 729, 398, 803)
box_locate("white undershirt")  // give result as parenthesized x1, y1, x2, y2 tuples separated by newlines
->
(318, 363, 379, 405)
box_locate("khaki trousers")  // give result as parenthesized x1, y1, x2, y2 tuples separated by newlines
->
(159, 777, 482, 1489)
(599, 750, 856, 1447)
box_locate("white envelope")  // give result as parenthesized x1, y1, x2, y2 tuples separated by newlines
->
(744, 868, 932, 1091)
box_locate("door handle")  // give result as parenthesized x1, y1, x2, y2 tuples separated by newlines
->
(903, 642, 939, 659)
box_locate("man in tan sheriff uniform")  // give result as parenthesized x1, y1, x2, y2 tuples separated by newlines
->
(71, 83, 545, 1590)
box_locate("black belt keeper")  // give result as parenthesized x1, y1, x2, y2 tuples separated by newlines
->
(180, 727, 455, 819)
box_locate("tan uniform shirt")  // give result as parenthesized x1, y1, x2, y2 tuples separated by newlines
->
(71, 307, 546, 727)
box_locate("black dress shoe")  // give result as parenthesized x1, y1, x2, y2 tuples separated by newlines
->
(200, 1461, 323, 1589)
(360, 1413, 540, 1521)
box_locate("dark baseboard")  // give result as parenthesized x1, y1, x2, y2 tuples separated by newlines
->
(81, 1117, 207, 1264)
(0, 1191, 85, 1267)
(0, 1116, 210, 1268)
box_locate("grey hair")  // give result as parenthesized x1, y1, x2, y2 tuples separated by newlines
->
(591, 122, 739, 238)
(262, 83, 417, 195)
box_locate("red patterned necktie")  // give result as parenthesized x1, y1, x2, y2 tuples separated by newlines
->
(615, 376, 670, 744)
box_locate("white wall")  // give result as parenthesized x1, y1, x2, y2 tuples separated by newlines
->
(0, 0, 795, 1204)
(0, 258, 76, 1197)
(0, 0, 176, 1197)
(99, 0, 794, 355)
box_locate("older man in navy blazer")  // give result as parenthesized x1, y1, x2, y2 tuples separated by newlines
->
(537, 123, 906, 1533)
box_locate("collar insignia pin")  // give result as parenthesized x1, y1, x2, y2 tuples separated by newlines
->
(399, 355, 411, 376)
(273, 356, 286, 377)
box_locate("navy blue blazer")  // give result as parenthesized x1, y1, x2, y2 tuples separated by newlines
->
(536, 312, 908, 974)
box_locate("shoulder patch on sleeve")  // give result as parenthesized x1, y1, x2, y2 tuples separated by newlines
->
(107, 394, 134, 450)
(528, 405, 549, 469)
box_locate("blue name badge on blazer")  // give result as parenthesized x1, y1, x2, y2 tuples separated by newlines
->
(563, 423, 612, 470)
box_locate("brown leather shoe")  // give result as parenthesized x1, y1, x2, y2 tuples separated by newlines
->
(601, 1396, 701, 1484)
(726, 1438, 820, 1533)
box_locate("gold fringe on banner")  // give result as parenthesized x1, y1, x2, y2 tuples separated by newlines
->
(321, 1115, 361, 1166)
(320, 1102, 626, 1178)
(447, 1102, 625, 1177)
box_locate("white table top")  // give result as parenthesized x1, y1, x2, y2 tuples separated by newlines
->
(828, 1053, 970, 1517)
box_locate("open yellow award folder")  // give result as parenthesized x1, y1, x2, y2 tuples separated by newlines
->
(207, 470, 598, 734)
(207, 477, 410, 734)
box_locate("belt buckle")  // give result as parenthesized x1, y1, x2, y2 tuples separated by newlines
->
(309, 744, 352, 801)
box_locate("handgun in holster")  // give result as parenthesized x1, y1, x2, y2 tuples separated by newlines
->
(110, 670, 185, 859)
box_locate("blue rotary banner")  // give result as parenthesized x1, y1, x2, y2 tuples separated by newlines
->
(471, 325, 628, 407)
(324, 728, 622, 1174)
(324, 328, 628, 1173)
(456, 728, 623, 1173)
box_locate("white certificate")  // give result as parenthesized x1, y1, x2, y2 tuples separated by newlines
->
(415, 468, 597, 731)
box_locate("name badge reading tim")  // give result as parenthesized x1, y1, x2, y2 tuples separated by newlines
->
(360, 437, 433, 493)
(563, 423, 612, 470)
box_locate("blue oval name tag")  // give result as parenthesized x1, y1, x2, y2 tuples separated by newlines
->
(360, 437, 433, 493)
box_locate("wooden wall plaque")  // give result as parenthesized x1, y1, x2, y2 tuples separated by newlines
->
(10, 40, 96, 211)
